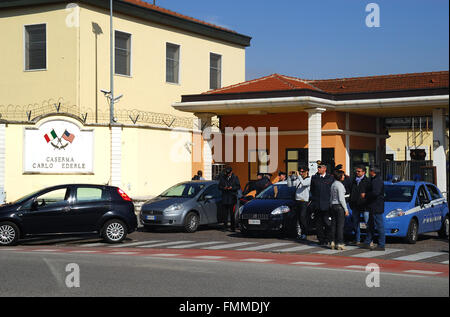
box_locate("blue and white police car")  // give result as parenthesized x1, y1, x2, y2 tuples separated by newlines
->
(380, 181, 448, 243)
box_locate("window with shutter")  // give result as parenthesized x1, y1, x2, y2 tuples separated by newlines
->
(210, 53, 222, 90)
(25, 24, 46, 70)
(166, 43, 180, 83)
(115, 31, 131, 76)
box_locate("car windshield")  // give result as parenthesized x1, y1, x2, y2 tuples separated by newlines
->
(160, 183, 205, 198)
(256, 184, 295, 200)
(384, 185, 415, 202)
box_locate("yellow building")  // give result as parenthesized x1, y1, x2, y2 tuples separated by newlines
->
(386, 117, 449, 161)
(0, 0, 251, 202)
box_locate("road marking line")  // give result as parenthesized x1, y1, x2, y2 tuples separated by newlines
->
(393, 252, 448, 262)
(195, 256, 226, 260)
(69, 250, 100, 254)
(109, 251, 139, 255)
(275, 245, 317, 252)
(168, 241, 225, 249)
(315, 246, 358, 255)
(0, 248, 23, 251)
(237, 242, 293, 251)
(404, 270, 443, 275)
(138, 241, 195, 248)
(351, 248, 403, 258)
(441, 260, 449, 265)
(31, 249, 60, 252)
(291, 261, 324, 266)
(147, 253, 179, 257)
(111, 240, 165, 248)
(202, 242, 258, 250)
(241, 258, 274, 263)
(82, 242, 106, 247)
(345, 265, 367, 270)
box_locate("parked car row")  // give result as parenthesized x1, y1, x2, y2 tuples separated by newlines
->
(0, 180, 448, 246)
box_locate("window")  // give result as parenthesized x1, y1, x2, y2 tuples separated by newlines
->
(285, 148, 335, 173)
(76, 187, 107, 202)
(115, 31, 131, 76)
(426, 184, 442, 200)
(202, 184, 222, 199)
(210, 53, 222, 90)
(35, 188, 69, 209)
(416, 185, 430, 205)
(350, 150, 375, 174)
(166, 43, 180, 83)
(25, 24, 46, 70)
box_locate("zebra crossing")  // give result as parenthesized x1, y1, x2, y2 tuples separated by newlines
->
(70, 239, 449, 264)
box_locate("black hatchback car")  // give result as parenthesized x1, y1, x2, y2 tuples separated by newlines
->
(239, 182, 301, 238)
(0, 184, 137, 246)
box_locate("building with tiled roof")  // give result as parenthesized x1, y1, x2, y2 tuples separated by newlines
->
(0, 0, 251, 201)
(174, 71, 449, 193)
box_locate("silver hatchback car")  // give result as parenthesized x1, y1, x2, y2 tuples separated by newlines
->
(140, 181, 222, 232)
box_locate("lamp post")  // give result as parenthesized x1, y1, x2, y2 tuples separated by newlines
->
(109, 0, 114, 124)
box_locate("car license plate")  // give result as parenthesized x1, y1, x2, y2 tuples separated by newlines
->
(146, 215, 156, 220)
(248, 219, 261, 225)
(360, 223, 367, 229)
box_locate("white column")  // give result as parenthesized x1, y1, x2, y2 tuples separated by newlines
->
(306, 108, 326, 174)
(0, 124, 5, 203)
(111, 126, 122, 187)
(432, 108, 448, 196)
(195, 113, 216, 181)
(345, 112, 350, 174)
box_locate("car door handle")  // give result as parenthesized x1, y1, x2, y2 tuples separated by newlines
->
(63, 207, 71, 212)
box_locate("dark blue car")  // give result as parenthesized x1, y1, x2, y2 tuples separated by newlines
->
(0, 184, 138, 246)
(239, 182, 301, 237)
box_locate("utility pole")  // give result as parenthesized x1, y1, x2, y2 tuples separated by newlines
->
(110, 0, 114, 124)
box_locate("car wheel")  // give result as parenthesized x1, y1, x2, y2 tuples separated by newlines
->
(438, 215, 449, 240)
(405, 219, 418, 244)
(184, 212, 199, 233)
(102, 219, 127, 243)
(0, 222, 20, 246)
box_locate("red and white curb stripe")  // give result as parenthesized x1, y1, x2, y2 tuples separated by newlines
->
(2, 246, 448, 278)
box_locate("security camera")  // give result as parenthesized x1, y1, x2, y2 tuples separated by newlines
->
(100, 89, 111, 95)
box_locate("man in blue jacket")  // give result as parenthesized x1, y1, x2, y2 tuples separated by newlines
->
(362, 166, 385, 251)
(310, 161, 334, 246)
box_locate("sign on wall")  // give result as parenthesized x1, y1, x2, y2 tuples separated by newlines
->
(24, 119, 94, 174)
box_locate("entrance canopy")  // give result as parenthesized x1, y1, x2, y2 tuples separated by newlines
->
(173, 71, 449, 194)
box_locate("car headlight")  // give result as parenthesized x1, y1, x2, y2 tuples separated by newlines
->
(386, 208, 405, 218)
(164, 203, 184, 215)
(271, 206, 290, 215)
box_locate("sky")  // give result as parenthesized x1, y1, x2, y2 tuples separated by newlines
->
(145, 0, 449, 81)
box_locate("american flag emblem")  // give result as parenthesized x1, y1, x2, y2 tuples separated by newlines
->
(62, 130, 75, 143)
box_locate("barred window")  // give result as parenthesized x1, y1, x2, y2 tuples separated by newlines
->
(115, 31, 131, 76)
(166, 43, 180, 83)
(210, 53, 222, 90)
(25, 24, 46, 70)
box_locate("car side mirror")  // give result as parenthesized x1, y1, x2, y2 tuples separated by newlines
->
(31, 199, 38, 211)
(204, 195, 214, 201)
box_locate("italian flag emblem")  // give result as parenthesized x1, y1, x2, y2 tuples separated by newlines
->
(44, 129, 58, 143)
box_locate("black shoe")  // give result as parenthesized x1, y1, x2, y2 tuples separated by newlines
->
(370, 246, 385, 251)
(360, 243, 371, 249)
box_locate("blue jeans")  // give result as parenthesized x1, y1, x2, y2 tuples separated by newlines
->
(365, 213, 385, 247)
(352, 209, 369, 243)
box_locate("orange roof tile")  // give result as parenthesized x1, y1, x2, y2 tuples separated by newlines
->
(205, 71, 449, 95)
(122, 0, 238, 34)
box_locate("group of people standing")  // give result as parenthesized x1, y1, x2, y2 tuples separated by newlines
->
(288, 161, 385, 251)
(193, 161, 385, 250)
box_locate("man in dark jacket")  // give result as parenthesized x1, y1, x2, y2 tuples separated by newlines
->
(349, 165, 371, 245)
(218, 167, 241, 231)
(362, 166, 385, 250)
(310, 161, 334, 245)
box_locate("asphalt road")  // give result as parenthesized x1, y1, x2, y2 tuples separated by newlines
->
(18, 223, 449, 264)
(0, 251, 448, 297)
